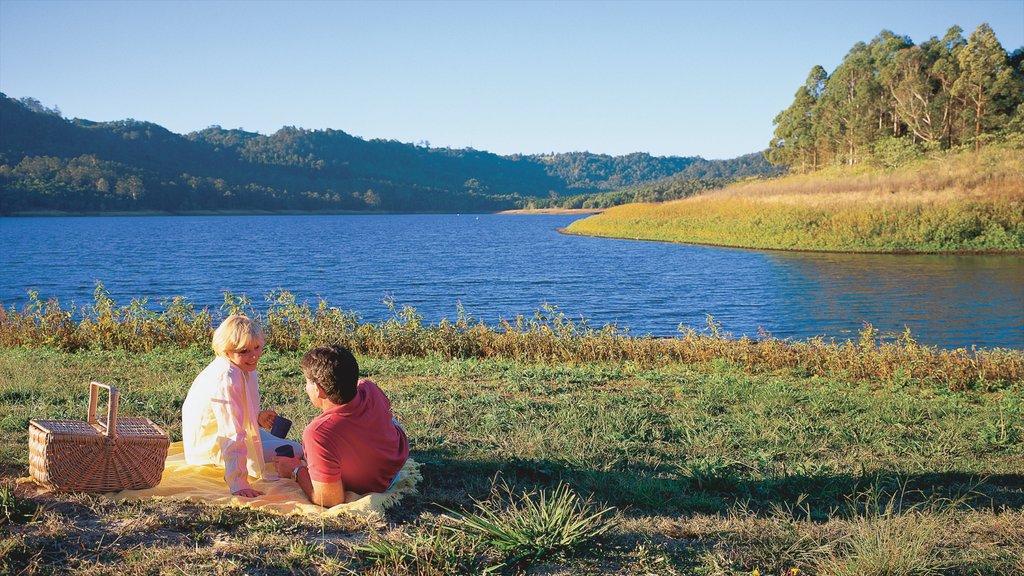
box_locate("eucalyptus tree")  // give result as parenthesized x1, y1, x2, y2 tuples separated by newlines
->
(817, 42, 882, 165)
(913, 26, 969, 148)
(769, 65, 828, 171)
(888, 45, 939, 144)
(870, 30, 914, 138)
(952, 23, 1016, 151)
(888, 28, 965, 148)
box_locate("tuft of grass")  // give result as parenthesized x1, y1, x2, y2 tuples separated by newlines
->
(811, 483, 961, 576)
(439, 479, 618, 568)
(1, 483, 38, 527)
(354, 523, 490, 576)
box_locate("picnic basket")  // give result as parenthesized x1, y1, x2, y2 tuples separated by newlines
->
(29, 381, 170, 492)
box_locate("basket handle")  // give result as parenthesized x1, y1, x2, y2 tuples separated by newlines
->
(88, 381, 119, 439)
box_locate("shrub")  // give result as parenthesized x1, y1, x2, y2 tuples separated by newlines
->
(440, 479, 617, 568)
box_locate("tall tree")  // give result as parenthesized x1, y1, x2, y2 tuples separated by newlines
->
(769, 66, 828, 171)
(889, 45, 940, 144)
(925, 26, 967, 148)
(871, 30, 914, 137)
(817, 42, 881, 164)
(952, 24, 1014, 151)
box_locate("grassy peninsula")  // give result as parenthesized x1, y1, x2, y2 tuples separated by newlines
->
(2, 292, 1023, 575)
(564, 146, 1024, 254)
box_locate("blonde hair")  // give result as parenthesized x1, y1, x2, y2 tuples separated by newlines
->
(211, 315, 265, 357)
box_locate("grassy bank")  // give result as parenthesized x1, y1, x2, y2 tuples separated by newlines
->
(3, 287, 1021, 391)
(2, 346, 1023, 575)
(564, 146, 1024, 254)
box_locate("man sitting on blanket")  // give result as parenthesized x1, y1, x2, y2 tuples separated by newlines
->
(274, 344, 409, 507)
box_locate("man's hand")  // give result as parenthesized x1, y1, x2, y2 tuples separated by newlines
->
(274, 454, 301, 478)
(258, 409, 278, 429)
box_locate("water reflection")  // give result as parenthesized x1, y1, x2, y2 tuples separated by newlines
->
(763, 251, 1024, 347)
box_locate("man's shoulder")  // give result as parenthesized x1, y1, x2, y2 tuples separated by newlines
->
(303, 412, 342, 450)
(357, 378, 389, 400)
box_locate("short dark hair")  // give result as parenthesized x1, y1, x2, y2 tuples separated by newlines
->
(301, 345, 359, 404)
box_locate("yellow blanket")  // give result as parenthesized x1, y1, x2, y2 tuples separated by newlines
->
(112, 442, 420, 518)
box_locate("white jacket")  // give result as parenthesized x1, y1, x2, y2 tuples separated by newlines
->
(182, 355, 266, 493)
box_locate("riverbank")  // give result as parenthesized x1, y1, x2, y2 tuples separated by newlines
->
(4, 288, 1021, 387)
(3, 345, 1022, 575)
(565, 146, 1024, 254)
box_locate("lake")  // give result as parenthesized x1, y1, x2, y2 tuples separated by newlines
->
(1, 214, 1022, 349)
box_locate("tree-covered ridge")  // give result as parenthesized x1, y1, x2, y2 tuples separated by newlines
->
(524, 152, 781, 210)
(0, 94, 778, 214)
(768, 24, 1023, 171)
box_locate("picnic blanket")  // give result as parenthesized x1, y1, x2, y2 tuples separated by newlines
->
(110, 441, 420, 517)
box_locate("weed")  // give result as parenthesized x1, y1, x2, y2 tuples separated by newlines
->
(1, 483, 37, 526)
(354, 523, 490, 576)
(812, 482, 961, 576)
(440, 479, 618, 568)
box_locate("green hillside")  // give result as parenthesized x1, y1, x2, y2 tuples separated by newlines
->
(0, 95, 777, 214)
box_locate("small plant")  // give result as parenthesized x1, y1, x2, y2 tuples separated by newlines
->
(286, 539, 325, 564)
(0, 483, 36, 526)
(440, 479, 618, 568)
(813, 482, 956, 576)
(354, 524, 488, 576)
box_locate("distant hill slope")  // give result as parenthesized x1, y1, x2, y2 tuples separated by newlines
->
(0, 94, 779, 214)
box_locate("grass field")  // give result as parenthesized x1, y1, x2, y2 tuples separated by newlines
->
(564, 146, 1024, 254)
(3, 343, 1022, 575)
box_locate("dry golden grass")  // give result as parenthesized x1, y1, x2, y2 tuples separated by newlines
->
(566, 146, 1024, 253)
(2, 289, 1022, 391)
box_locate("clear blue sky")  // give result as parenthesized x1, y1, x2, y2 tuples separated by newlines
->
(1, 0, 1021, 160)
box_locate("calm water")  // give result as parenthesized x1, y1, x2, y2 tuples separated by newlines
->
(1, 214, 1022, 349)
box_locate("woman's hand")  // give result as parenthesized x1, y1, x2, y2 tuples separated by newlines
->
(258, 409, 278, 429)
(233, 487, 264, 498)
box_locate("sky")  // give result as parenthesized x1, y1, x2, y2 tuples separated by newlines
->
(1, 1, 1021, 160)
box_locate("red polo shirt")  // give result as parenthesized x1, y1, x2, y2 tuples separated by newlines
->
(302, 379, 409, 494)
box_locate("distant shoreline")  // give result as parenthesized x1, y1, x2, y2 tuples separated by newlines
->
(2, 208, 605, 217)
(1, 209, 470, 218)
(497, 208, 604, 215)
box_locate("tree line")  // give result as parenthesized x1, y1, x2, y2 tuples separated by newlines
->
(524, 152, 780, 209)
(768, 24, 1023, 171)
(0, 94, 777, 214)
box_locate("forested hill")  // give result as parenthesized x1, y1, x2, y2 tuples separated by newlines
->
(0, 94, 778, 214)
(768, 24, 1023, 171)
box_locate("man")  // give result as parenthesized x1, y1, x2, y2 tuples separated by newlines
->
(275, 345, 409, 507)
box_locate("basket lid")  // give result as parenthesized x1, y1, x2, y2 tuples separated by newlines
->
(31, 419, 98, 436)
(31, 417, 168, 439)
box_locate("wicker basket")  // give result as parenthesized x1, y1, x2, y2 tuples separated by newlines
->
(29, 381, 170, 492)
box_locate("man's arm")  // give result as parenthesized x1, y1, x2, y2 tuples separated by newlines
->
(275, 457, 344, 507)
(294, 465, 344, 507)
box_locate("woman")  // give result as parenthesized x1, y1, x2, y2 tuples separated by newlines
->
(181, 315, 302, 497)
